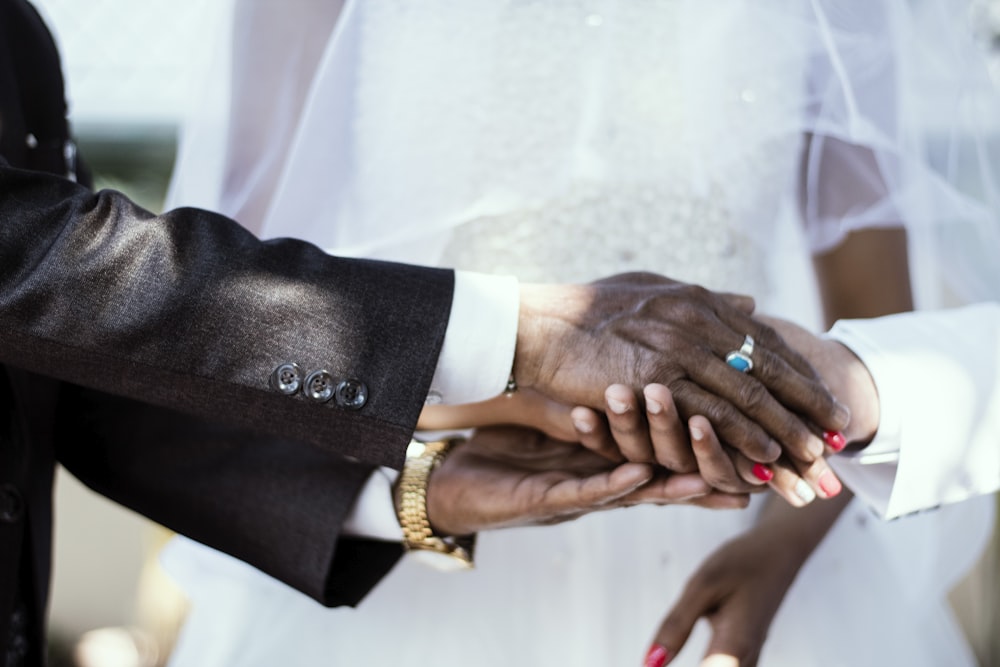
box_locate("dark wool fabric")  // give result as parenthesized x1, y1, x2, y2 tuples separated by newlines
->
(0, 1, 452, 662)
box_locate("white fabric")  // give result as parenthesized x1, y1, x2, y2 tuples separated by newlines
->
(340, 467, 400, 541)
(163, 1, 997, 666)
(427, 271, 518, 406)
(829, 303, 1000, 519)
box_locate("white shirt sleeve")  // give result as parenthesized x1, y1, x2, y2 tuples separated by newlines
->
(341, 467, 403, 541)
(827, 302, 1000, 519)
(425, 270, 520, 405)
(344, 271, 520, 540)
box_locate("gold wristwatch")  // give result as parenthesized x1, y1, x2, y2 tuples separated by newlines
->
(394, 438, 476, 571)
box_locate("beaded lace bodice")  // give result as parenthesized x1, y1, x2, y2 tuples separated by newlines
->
(351, 1, 807, 290)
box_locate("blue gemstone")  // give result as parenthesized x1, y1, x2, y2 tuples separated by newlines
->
(727, 355, 751, 372)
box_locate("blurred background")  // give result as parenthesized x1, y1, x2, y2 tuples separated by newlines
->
(28, 2, 218, 665)
(23, 0, 1000, 665)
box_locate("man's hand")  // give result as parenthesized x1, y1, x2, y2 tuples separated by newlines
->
(515, 274, 850, 467)
(425, 427, 748, 537)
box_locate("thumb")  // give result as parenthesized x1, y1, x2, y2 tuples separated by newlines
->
(543, 463, 654, 517)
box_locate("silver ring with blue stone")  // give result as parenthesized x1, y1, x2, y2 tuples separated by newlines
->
(725, 334, 755, 373)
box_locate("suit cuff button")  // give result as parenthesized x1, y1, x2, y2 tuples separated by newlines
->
(304, 370, 336, 402)
(335, 379, 368, 409)
(270, 363, 304, 395)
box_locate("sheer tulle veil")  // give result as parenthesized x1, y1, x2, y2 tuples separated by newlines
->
(167, 0, 1000, 310)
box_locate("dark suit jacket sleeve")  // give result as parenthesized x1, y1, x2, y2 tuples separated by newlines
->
(55, 383, 401, 606)
(0, 161, 454, 470)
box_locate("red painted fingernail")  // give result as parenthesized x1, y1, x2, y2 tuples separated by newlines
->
(818, 470, 842, 497)
(644, 644, 671, 667)
(752, 463, 774, 482)
(823, 430, 847, 452)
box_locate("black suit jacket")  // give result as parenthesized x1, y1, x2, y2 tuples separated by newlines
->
(0, 1, 449, 662)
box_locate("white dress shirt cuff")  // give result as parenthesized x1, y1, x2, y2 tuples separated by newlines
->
(426, 271, 519, 405)
(342, 429, 476, 542)
(342, 467, 403, 541)
(824, 320, 903, 518)
(827, 304, 1000, 519)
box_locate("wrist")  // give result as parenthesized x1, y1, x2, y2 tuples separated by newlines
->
(394, 439, 475, 569)
(514, 283, 593, 394)
(513, 284, 554, 391)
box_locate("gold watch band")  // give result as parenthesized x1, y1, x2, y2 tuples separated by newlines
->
(395, 438, 475, 570)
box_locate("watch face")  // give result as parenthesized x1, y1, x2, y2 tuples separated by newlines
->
(408, 547, 474, 572)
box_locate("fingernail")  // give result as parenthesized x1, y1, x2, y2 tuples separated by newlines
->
(794, 479, 817, 504)
(823, 430, 846, 452)
(607, 398, 630, 415)
(818, 470, 842, 497)
(752, 463, 774, 482)
(689, 424, 704, 440)
(646, 398, 663, 415)
(644, 644, 671, 667)
(573, 418, 594, 434)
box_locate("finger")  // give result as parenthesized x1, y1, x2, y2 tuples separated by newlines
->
(618, 473, 752, 510)
(644, 384, 698, 472)
(621, 472, 711, 505)
(766, 457, 817, 508)
(605, 384, 656, 463)
(671, 380, 780, 464)
(687, 421, 773, 489)
(785, 453, 843, 501)
(649, 575, 722, 667)
(730, 450, 773, 489)
(571, 406, 626, 463)
(537, 463, 655, 517)
(734, 345, 835, 454)
(715, 313, 851, 433)
(718, 292, 756, 315)
(679, 347, 827, 463)
(689, 415, 757, 494)
(683, 492, 752, 510)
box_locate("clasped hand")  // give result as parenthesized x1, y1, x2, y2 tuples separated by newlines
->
(515, 273, 850, 472)
(423, 273, 854, 510)
(425, 426, 748, 537)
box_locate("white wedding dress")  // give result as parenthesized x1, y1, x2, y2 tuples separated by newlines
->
(164, 1, 1000, 665)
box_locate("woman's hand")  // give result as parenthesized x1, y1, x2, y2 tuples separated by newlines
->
(570, 384, 844, 505)
(643, 482, 853, 667)
(643, 522, 814, 667)
(419, 387, 578, 441)
(517, 275, 851, 467)
(645, 499, 847, 667)
(425, 427, 746, 536)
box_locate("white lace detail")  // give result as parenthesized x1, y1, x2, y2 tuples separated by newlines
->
(347, 1, 805, 276)
(441, 182, 770, 290)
